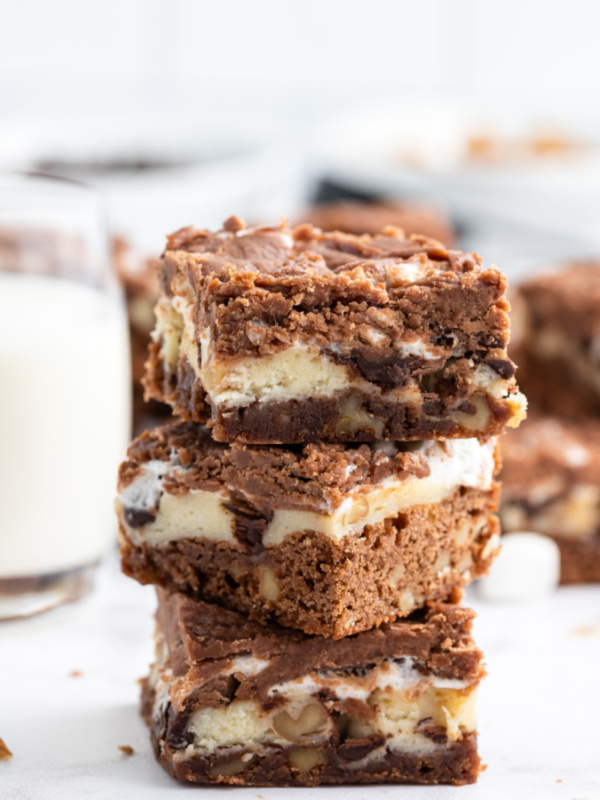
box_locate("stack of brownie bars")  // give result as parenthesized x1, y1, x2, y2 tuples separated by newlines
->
(116, 217, 526, 787)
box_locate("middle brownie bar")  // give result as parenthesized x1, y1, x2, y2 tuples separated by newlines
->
(117, 423, 500, 638)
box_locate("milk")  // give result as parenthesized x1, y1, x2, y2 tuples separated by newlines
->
(0, 273, 131, 576)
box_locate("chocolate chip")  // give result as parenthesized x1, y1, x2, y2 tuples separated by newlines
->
(222, 499, 272, 554)
(166, 705, 195, 750)
(485, 357, 516, 379)
(415, 717, 448, 743)
(124, 507, 157, 528)
(422, 398, 444, 416)
(327, 346, 445, 387)
(338, 734, 386, 761)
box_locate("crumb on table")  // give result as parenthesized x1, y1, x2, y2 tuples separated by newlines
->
(118, 745, 135, 756)
(0, 737, 13, 761)
(572, 625, 597, 637)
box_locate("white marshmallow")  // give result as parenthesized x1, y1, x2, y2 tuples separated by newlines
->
(475, 532, 560, 603)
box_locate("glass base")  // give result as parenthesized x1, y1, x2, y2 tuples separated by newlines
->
(0, 563, 98, 621)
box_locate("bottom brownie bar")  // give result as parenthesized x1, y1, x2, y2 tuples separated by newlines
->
(142, 590, 483, 787)
(500, 416, 600, 583)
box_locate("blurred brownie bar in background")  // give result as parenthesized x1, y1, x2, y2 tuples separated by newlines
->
(141, 589, 483, 787)
(510, 261, 600, 417)
(144, 217, 526, 444)
(112, 237, 169, 427)
(297, 200, 455, 247)
(500, 415, 600, 583)
(118, 422, 501, 638)
(0, 226, 88, 281)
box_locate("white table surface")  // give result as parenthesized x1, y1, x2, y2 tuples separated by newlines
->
(2, 556, 599, 800)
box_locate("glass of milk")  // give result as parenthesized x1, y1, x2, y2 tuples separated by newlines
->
(0, 174, 131, 619)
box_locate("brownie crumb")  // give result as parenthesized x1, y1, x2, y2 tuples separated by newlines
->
(118, 745, 135, 756)
(0, 737, 13, 761)
(572, 625, 596, 637)
(69, 669, 83, 678)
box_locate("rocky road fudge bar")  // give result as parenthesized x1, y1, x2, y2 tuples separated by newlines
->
(144, 217, 526, 443)
(118, 422, 500, 638)
(141, 590, 483, 786)
(501, 416, 600, 583)
(297, 200, 455, 246)
(511, 261, 600, 417)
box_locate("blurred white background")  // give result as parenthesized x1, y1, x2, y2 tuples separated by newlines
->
(1, 0, 600, 266)
(3, 0, 600, 118)
(2, 7, 600, 798)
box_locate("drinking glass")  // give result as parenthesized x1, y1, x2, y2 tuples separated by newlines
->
(0, 173, 131, 619)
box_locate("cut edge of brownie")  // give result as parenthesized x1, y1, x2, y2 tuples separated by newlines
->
(140, 592, 483, 786)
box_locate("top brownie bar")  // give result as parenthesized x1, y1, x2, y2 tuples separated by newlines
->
(144, 216, 526, 444)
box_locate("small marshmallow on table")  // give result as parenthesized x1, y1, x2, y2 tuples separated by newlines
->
(476, 533, 560, 602)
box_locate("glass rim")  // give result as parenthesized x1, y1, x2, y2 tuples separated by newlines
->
(0, 170, 112, 290)
(0, 170, 101, 198)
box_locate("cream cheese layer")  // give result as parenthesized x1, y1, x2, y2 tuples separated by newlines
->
(119, 438, 497, 548)
(149, 649, 477, 759)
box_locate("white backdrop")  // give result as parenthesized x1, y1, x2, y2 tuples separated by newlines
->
(1, 0, 599, 121)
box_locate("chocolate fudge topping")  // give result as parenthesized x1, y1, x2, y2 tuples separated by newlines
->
(157, 590, 483, 703)
(119, 421, 431, 516)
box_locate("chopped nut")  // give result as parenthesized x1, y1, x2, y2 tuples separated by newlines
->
(337, 394, 384, 436)
(272, 703, 329, 742)
(480, 533, 500, 562)
(388, 562, 406, 587)
(454, 520, 471, 547)
(289, 747, 328, 772)
(506, 392, 527, 428)
(344, 495, 369, 525)
(209, 757, 247, 778)
(456, 553, 473, 573)
(259, 568, 280, 601)
(418, 687, 478, 741)
(398, 589, 415, 614)
(359, 326, 389, 347)
(0, 738, 13, 761)
(366, 307, 395, 327)
(453, 393, 491, 432)
(433, 551, 451, 574)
